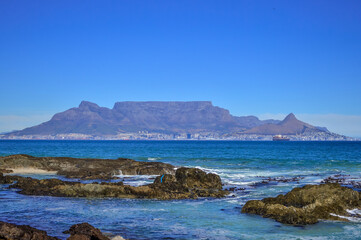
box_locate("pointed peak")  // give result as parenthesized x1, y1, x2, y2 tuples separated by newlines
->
(79, 101, 100, 109)
(283, 113, 298, 122)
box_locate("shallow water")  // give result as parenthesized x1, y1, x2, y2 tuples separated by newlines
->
(0, 140, 360, 239)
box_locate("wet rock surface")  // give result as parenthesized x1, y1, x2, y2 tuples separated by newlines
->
(0, 221, 124, 240)
(0, 173, 22, 184)
(0, 221, 59, 240)
(250, 176, 305, 187)
(0, 154, 175, 180)
(7, 167, 228, 200)
(241, 183, 361, 225)
(63, 223, 110, 240)
(321, 174, 361, 190)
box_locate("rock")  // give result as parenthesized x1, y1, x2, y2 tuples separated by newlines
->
(0, 221, 123, 240)
(151, 167, 227, 199)
(64, 223, 109, 240)
(322, 175, 361, 189)
(0, 173, 22, 184)
(111, 236, 126, 240)
(250, 176, 305, 187)
(0, 221, 59, 240)
(225, 187, 245, 192)
(0, 154, 175, 180)
(9, 168, 228, 200)
(0, 169, 13, 174)
(175, 167, 223, 190)
(241, 183, 361, 225)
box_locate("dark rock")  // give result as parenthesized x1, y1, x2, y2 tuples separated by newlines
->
(250, 176, 305, 188)
(321, 175, 361, 189)
(0, 173, 22, 184)
(9, 168, 228, 200)
(225, 187, 245, 192)
(0, 169, 13, 174)
(175, 167, 223, 190)
(0, 221, 59, 240)
(241, 183, 361, 225)
(63, 223, 109, 240)
(0, 154, 175, 180)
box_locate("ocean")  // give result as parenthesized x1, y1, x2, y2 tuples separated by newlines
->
(0, 140, 360, 239)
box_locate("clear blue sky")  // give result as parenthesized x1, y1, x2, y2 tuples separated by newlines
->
(1, 1, 361, 136)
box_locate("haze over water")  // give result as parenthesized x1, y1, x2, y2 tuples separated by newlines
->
(1, 140, 360, 239)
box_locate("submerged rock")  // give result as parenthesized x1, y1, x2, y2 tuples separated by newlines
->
(8, 167, 227, 200)
(0, 154, 175, 180)
(0, 221, 59, 240)
(322, 175, 361, 189)
(241, 183, 361, 225)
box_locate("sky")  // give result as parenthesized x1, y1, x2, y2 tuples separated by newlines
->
(0, 1, 361, 137)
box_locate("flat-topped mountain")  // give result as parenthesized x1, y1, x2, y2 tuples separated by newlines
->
(3, 101, 347, 140)
(8, 101, 279, 136)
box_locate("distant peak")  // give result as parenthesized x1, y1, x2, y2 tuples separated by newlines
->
(79, 101, 100, 109)
(283, 113, 297, 122)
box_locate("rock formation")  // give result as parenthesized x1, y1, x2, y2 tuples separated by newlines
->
(0, 221, 124, 240)
(0, 221, 59, 240)
(0, 154, 175, 180)
(4, 167, 227, 200)
(64, 223, 111, 240)
(241, 183, 361, 225)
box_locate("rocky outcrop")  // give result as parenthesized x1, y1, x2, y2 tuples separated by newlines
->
(321, 174, 361, 189)
(64, 223, 111, 240)
(241, 183, 361, 225)
(0, 221, 125, 240)
(151, 167, 226, 199)
(0, 221, 59, 240)
(0, 154, 175, 180)
(0, 173, 22, 184)
(8, 167, 227, 200)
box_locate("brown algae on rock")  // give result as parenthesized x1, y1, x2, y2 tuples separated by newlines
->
(2, 167, 228, 200)
(0, 154, 175, 180)
(241, 183, 361, 225)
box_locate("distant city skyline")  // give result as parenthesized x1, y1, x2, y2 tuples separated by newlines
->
(1, 1, 360, 137)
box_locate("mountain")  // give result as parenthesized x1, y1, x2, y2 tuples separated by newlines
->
(5, 101, 339, 139)
(243, 113, 322, 135)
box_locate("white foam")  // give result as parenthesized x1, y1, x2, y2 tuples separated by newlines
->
(347, 208, 361, 216)
(113, 174, 157, 186)
(330, 212, 361, 222)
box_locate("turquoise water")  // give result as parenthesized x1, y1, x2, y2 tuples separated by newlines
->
(0, 140, 360, 239)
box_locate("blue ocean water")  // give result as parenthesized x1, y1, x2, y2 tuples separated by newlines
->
(0, 140, 360, 239)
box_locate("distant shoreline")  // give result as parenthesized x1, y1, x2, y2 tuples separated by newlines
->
(0, 138, 360, 142)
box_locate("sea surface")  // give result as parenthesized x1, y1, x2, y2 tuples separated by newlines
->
(0, 140, 360, 240)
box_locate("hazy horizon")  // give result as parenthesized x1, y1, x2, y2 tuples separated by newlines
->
(0, 100, 360, 138)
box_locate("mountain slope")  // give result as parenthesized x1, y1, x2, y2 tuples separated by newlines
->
(7, 101, 329, 137)
(10, 101, 249, 135)
(242, 113, 322, 135)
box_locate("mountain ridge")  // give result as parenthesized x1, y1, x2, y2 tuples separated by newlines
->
(3, 101, 346, 140)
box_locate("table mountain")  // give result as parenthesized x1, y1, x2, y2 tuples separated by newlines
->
(6, 101, 330, 137)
